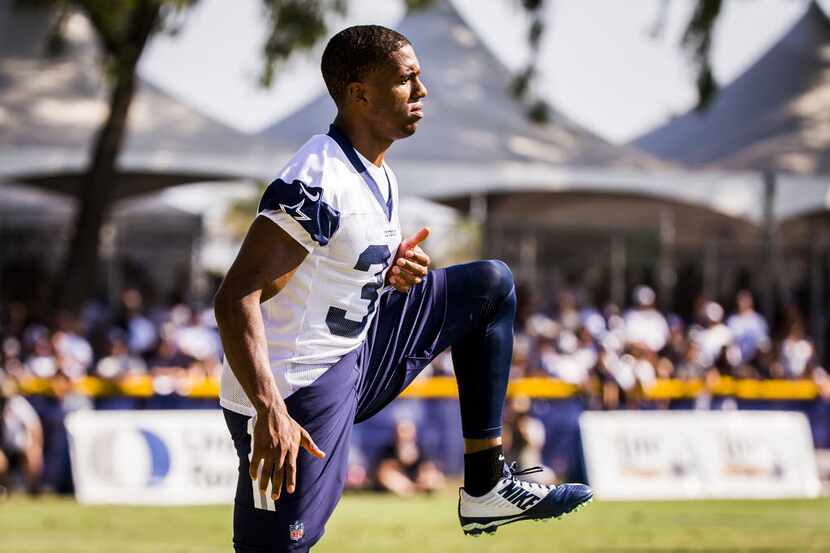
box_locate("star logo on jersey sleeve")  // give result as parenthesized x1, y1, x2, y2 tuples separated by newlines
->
(258, 177, 340, 246)
(279, 198, 312, 222)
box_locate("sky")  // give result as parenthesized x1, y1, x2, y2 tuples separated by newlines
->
(139, 0, 823, 144)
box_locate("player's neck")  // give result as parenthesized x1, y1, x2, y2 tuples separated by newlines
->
(333, 115, 390, 168)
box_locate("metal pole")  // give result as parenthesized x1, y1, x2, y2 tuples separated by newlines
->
(99, 222, 119, 308)
(470, 193, 488, 224)
(809, 222, 825, 363)
(659, 207, 676, 311)
(703, 237, 718, 299)
(471, 193, 489, 259)
(611, 234, 626, 307)
(520, 230, 538, 289)
(761, 170, 776, 321)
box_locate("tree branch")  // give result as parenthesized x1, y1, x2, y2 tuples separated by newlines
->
(75, 1, 122, 55)
(682, 0, 723, 111)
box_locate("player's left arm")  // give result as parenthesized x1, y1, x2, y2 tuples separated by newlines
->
(387, 226, 431, 292)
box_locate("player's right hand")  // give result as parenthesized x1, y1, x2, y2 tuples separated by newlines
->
(249, 406, 326, 501)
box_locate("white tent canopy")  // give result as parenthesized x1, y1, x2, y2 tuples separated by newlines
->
(0, 0, 276, 194)
(258, 0, 816, 225)
(632, 2, 830, 221)
(2, 0, 826, 223)
(260, 0, 659, 169)
(634, 2, 830, 176)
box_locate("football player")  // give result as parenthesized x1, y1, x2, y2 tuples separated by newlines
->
(215, 24, 592, 553)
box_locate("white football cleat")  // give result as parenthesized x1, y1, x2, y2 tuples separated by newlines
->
(458, 463, 593, 536)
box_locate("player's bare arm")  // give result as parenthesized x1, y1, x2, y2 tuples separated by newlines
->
(214, 217, 325, 502)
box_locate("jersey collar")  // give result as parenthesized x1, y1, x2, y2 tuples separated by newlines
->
(327, 124, 394, 221)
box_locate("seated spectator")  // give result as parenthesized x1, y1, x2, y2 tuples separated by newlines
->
(117, 288, 158, 357)
(624, 286, 669, 353)
(754, 341, 784, 379)
(146, 332, 195, 400)
(94, 331, 148, 410)
(95, 331, 147, 380)
(780, 318, 815, 378)
(536, 327, 596, 386)
(691, 302, 735, 369)
(25, 330, 58, 379)
(0, 374, 43, 494)
(51, 311, 93, 380)
(603, 302, 627, 347)
(580, 307, 607, 341)
(727, 290, 769, 364)
(511, 340, 530, 378)
(377, 420, 444, 497)
(556, 290, 581, 332)
(2, 337, 26, 380)
(675, 342, 706, 380)
(148, 333, 196, 374)
(662, 314, 688, 367)
(173, 308, 222, 364)
(344, 446, 369, 491)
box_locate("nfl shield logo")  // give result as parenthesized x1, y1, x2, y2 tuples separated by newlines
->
(289, 520, 304, 542)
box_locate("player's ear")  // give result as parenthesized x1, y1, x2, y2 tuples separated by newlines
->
(345, 81, 368, 107)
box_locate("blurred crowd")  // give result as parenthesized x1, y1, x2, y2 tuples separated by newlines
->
(504, 286, 829, 410)
(2, 285, 825, 404)
(1, 284, 829, 496)
(0, 288, 222, 496)
(1, 288, 222, 387)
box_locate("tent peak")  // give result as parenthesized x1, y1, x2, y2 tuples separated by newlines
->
(631, 0, 830, 175)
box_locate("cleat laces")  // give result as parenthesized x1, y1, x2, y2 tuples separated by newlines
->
(505, 462, 548, 492)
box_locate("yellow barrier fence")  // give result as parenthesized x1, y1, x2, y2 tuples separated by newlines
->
(15, 375, 824, 401)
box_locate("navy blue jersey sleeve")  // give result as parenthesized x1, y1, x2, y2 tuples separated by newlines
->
(257, 178, 341, 251)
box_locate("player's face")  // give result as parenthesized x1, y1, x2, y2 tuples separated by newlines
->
(363, 44, 427, 140)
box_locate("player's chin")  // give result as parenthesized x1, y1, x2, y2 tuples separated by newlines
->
(399, 118, 422, 137)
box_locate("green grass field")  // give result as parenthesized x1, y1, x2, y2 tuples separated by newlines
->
(2, 493, 829, 553)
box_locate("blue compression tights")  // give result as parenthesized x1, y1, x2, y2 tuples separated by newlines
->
(440, 260, 516, 440)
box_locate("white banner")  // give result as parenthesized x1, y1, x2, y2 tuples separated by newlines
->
(580, 410, 821, 500)
(66, 410, 238, 505)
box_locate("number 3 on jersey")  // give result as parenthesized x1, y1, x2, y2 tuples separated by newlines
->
(326, 244, 391, 338)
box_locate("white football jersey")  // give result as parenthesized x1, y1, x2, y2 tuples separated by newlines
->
(220, 126, 402, 415)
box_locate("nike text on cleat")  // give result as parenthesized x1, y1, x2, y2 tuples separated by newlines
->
(458, 462, 593, 536)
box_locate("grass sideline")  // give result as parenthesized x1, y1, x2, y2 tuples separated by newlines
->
(2, 493, 829, 553)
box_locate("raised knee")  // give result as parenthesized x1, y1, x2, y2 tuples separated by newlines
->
(476, 259, 514, 301)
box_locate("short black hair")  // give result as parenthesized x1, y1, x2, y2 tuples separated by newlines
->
(321, 25, 410, 106)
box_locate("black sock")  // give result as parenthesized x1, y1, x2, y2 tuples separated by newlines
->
(464, 445, 504, 497)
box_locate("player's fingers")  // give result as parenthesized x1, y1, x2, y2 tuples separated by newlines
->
(285, 444, 299, 494)
(258, 453, 273, 492)
(406, 248, 430, 267)
(392, 266, 425, 289)
(401, 226, 430, 249)
(389, 272, 414, 292)
(390, 276, 410, 293)
(249, 446, 264, 481)
(271, 449, 286, 501)
(300, 428, 326, 459)
(396, 258, 428, 277)
(391, 268, 419, 287)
